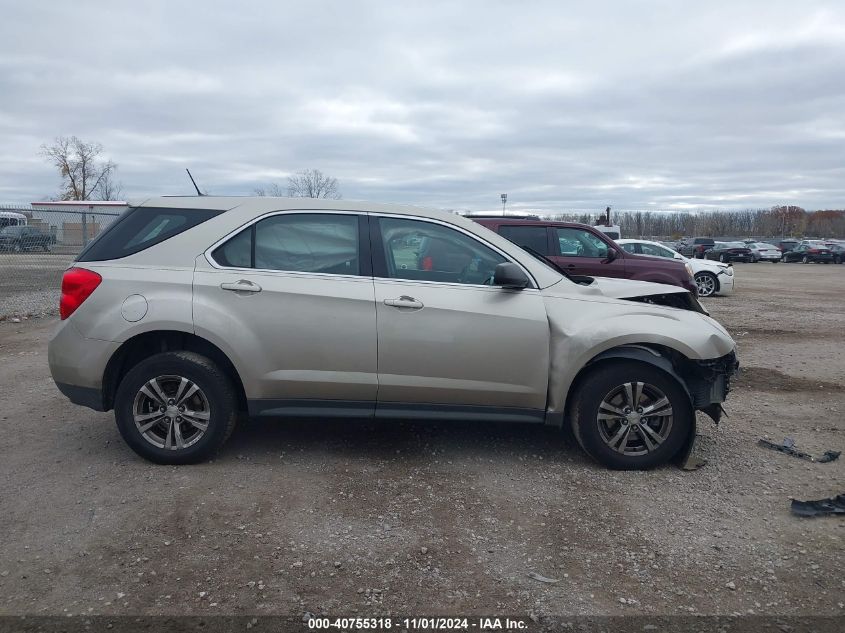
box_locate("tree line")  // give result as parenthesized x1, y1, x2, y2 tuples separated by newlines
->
(546, 207, 845, 239)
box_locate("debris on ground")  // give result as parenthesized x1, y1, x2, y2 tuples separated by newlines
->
(527, 572, 560, 584)
(758, 438, 840, 463)
(791, 493, 845, 517)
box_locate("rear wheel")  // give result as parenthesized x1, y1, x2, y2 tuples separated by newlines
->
(114, 351, 238, 464)
(802, 255, 810, 264)
(719, 254, 728, 263)
(694, 271, 718, 297)
(570, 361, 692, 470)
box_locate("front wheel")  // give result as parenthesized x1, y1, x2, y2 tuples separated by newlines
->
(570, 361, 692, 470)
(114, 351, 238, 464)
(694, 271, 718, 297)
(802, 256, 810, 264)
(719, 254, 728, 263)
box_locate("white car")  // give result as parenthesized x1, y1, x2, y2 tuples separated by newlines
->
(617, 239, 735, 298)
(746, 242, 782, 263)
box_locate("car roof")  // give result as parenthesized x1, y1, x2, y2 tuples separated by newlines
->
(471, 217, 599, 229)
(131, 195, 446, 216)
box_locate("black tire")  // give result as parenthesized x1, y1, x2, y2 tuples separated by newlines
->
(114, 351, 238, 464)
(719, 254, 728, 263)
(694, 271, 718, 297)
(802, 256, 809, 264)
(569, 361, 693, 470)
(42, 242, 51, 252)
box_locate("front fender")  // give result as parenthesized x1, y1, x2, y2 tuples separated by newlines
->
(542, 295, 735, 425)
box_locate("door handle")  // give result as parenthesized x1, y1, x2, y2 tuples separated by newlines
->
(384, 295, 424, 310)
(220, 280, 262, 293)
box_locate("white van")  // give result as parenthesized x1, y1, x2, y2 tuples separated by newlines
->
(0, 211, 28, 229)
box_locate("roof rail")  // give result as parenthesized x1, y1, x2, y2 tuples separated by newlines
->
(465, 214, 541, 220)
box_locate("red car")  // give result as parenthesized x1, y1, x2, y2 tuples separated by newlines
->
(469, 216, 698, 294)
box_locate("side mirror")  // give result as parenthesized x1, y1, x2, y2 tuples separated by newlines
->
(493, 262, 530, 289)
(603, 248, 618, 262)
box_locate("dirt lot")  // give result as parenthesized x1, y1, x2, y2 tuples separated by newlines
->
(0, 263, 842, 618)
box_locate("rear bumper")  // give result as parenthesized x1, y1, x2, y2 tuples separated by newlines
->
(48, 320, 118, 411)
(55, 382, 106, 411)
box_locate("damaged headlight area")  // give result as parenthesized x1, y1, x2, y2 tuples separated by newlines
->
(675, 350, 740, 423)
(623, 291, 708, 315)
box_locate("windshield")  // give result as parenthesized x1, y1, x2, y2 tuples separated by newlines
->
(721, 242, 746, 248)
(754, 243, 776, 249)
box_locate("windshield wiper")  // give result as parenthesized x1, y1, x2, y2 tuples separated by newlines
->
(520, 245, 594, 285)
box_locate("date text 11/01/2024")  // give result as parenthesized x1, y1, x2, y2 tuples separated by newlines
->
(308, 616, 529, 630)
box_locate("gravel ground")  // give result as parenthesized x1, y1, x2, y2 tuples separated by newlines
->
(0, 262, 842, 618)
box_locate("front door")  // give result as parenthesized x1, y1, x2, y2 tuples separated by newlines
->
(370, 215, 550, 419)
(193, 211, 378, 416)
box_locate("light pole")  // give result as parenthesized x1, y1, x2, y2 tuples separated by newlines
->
(501, 193, 507, 215)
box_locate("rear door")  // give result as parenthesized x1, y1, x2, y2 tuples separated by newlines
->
(193, 211, 378, 416)
(370, 214, 549, 418)
(549, 226, 626, 278)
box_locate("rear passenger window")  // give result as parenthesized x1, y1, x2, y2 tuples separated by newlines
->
(211, 213, 360, 275)
(498, 225, 549, 255)
(212, 226, 252, 268)
(77, 207, 223, 262)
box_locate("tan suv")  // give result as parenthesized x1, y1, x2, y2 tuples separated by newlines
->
(49, 197, 738, 469)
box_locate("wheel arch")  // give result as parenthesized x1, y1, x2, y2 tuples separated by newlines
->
(102, 330, 247, 413)
(562, 344, 699, 464)
(567, 344, 693, 409)
(693, 269, 720, 294)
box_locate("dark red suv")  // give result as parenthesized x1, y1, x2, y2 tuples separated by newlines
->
(469, 216, 698, 294)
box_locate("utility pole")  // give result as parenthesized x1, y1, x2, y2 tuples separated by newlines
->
(501, 193, 507, 215)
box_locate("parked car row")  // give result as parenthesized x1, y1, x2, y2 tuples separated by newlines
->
(49, 197, 738, 471)
(673, 237, 844, 264)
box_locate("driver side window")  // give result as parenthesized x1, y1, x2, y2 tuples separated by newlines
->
(376, 217, 506, 285)
(555, 228, 610, 258)
(639, 243, 673, 258)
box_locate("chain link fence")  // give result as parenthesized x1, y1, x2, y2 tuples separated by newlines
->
(0, 203, 123, 320)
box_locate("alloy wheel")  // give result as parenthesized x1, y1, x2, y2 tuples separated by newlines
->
(596, 381, 674, 456)
(695, 273, 716, 297)
(132, 375, 210, 450)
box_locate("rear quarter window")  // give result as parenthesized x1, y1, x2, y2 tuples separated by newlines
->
(76, 207, 223, 262)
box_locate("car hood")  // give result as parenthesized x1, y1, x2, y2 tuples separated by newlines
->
(559, 276, 689, 300)
(543, 275, 708, 315)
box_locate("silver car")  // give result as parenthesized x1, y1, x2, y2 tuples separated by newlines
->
(49, 197, 738, 469)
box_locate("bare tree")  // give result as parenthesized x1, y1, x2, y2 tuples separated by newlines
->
(253, 182, 286, 197)
(286, 169, 342, 199)
(96, 167, 123, 201)
(40, 136, 118, 201)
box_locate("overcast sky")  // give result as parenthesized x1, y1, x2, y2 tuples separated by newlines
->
(1, 1, 844, 212)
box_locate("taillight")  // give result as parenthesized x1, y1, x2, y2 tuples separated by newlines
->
(60, 267, 102, 320)
(808, 249, 820, 254)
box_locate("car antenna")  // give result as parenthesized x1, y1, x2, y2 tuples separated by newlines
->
(186, 169, 205, 196)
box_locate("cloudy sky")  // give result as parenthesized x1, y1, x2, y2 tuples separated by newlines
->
(1, 1, 844, 212)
